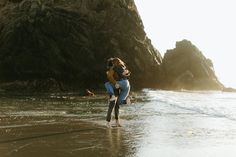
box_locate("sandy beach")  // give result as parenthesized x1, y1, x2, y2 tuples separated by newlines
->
(0, 116, 132, 157)
(1, 90, 236, 157)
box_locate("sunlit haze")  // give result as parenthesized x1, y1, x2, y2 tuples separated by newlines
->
(135, 0, 236, 88)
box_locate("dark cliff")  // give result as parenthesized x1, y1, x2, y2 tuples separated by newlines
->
(161, 40, 224, 90)
(0, 0, 224, 92)
(0, 0, 162, 91)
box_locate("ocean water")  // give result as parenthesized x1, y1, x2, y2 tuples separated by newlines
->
(1, 90, 236, 157)
(127, 90, 236, 157)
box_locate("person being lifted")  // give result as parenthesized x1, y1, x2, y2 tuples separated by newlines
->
(104, 57, 131, 127)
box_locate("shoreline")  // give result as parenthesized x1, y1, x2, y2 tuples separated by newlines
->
(0, 90, 236, 157)
(0, 88, 235, 98)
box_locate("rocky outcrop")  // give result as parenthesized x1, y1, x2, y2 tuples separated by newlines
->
(223, 87, 236, 92)
(161, 40, 224, 90)
(0, 1, 225, 92)
(0, 0, 162, 91)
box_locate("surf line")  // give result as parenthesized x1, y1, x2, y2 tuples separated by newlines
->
(0, 128, 103, 144)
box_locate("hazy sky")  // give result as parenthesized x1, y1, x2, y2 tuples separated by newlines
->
(135, 0, 236, 88)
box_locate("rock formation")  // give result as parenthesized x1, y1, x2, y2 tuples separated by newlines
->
(0, 0, 162, 91)
(161, 40, 224, 90)
(223, 87, 236, 92)
(0, 0, 225, 92)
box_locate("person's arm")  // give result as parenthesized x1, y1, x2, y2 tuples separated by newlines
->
(106, 69, 117, 85)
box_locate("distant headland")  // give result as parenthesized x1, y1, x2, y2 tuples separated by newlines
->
(0, 0, 230, 92)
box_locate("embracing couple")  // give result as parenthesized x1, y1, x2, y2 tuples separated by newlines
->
(104, 57, 131, 128)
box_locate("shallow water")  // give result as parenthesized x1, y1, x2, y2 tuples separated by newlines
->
(1, 90, 236, 157)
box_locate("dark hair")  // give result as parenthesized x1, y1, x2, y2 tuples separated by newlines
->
(106, 58, 114, 69)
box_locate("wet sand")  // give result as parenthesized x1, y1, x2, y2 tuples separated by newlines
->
(0, 116, 132, 157)
(1, 91, 236, 157)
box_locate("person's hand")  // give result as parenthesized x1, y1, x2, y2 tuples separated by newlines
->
(122, 70, 131, 77)
(122, 70, 129, 75)
(115, 83, 120, 89)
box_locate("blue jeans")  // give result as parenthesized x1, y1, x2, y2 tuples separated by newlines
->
(117, 79, 130, 105)
(104, 82, 115, 96)
(105, 80, 130, 105)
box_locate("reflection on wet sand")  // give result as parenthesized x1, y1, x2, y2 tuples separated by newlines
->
(0, 95, 136, 157)
(0, 117, 130, 157)
(107, 127, 122, 156)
